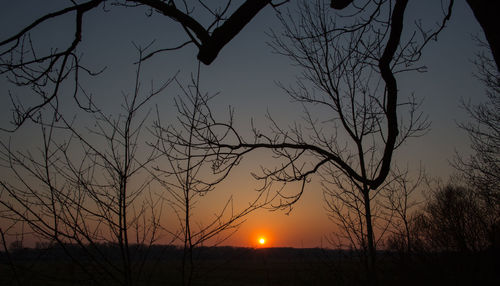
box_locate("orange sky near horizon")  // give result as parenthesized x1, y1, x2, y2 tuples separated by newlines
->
(181, 150, 334, 249)
(0, 0, 490, 251)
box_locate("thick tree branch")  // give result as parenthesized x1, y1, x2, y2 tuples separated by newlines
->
(330, 0, 353, 10)
(197, 0, 270, 64)
(216, 140, 366, 184)
(373, 0, 408, 189)
(466, 0, 500, 71)
(134, 0, 270, 64)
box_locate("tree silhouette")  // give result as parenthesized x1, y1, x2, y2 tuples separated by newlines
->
(464, 0, 500, 70)
(1, 0, 498, 131)
(330, 0, 500, 70)
(0, 0, 275, 130)
(413, 184, 493, 252)
(0, 48, 174, 285)
(453, 39, 500, 250)
(150, 69, 270, 286)
(381, 166, 424, 254)
(192, 0, 436, 280)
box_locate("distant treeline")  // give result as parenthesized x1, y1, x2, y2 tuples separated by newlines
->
(0, 243, 351, 262)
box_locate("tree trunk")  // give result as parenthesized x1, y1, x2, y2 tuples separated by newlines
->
(466, 0, 500, 71)
(363, 189, 377, 284)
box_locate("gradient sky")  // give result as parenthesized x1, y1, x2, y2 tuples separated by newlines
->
(0, 0, 489, 248)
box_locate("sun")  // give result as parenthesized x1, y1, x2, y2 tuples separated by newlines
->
(258, 237, 266, 245)
(253, 231, 271, 248)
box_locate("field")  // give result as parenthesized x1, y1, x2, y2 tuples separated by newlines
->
(1, 246, 499, 285)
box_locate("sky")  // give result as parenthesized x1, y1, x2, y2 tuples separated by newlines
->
(0, 0, 489, 248)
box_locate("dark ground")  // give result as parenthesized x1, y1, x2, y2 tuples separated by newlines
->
(1, 245, 498, 285)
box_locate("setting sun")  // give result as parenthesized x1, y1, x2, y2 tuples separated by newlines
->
(252, 230, 272, 248)
(258, 237, 266, 245)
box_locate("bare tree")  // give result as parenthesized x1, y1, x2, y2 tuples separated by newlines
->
(456, 48, 499, 205)
(190, 0, 445, 279)
(331, 0, 500, 70)
(0, 0, 283, 131)
(453, 38, 500, 249)
(0, 47, 173, 285)
(381, 166, 424, 254)
(149, 67, 270, 286)
(4, 0, 500, 134)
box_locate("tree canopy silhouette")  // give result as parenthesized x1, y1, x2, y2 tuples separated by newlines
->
(1, 0, 499, 131)
(330, 0, 499, 70)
